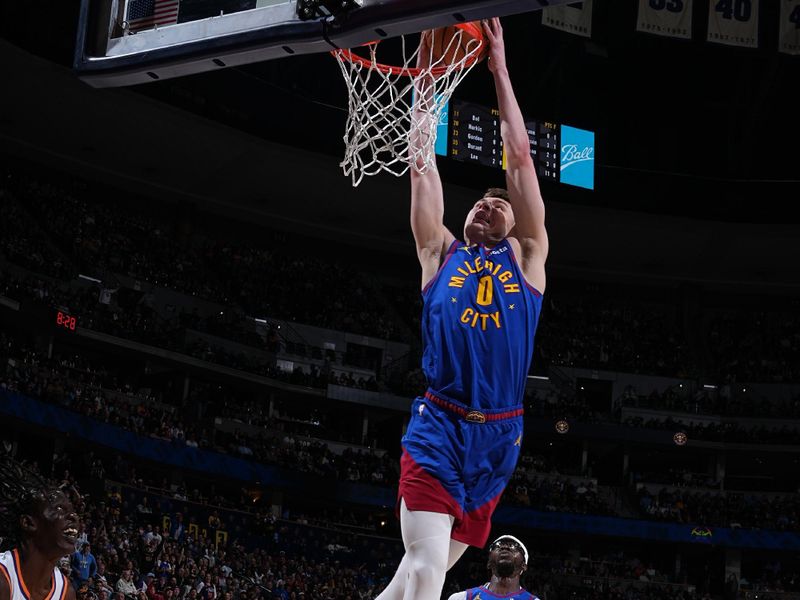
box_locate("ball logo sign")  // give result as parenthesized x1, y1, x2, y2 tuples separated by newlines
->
(560, 125, 595, 190)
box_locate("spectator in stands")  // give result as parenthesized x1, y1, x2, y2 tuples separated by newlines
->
(95, 561, 115, 596)
(116, 569, 141, 600)
(72, 542, 98, 586)
(171, 513, 186, 542)
(75, 522, 90, 551)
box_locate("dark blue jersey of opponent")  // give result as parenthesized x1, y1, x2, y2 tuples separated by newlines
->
(421, 239, 543, 411)
(465, 585, 539, 600)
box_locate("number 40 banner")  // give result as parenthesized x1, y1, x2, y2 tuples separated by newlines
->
(637, 0, 693, 39)
(780, 0, 800, 54)
(707, 0, 759, 47)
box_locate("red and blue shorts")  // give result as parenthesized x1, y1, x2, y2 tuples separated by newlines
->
(398, 389, 523, 548)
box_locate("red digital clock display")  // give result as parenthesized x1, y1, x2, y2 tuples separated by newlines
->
(56, 311, 77, 331)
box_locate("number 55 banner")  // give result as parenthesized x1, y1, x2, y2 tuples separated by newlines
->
(637, 0, 693, 39)
(707, 0, 759, 47)
(780, 0, 800, 54)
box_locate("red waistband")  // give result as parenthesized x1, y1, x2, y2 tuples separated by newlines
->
(423, 391, 524, 423)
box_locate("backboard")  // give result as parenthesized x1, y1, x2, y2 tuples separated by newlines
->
(74, 0, 576, 87)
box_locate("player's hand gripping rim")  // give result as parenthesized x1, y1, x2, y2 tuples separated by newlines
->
(482, 17, 507, 74)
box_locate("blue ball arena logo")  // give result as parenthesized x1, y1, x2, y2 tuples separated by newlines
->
(560, 125, 595, 190)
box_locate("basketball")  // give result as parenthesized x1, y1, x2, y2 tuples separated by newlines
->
(429, 23, 485, 67)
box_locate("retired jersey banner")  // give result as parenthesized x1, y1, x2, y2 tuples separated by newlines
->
(636, 0, 693, 39)
(542, 0, 594, 38)
(707, 0, 759, 47)
(779, 0, 800, 54)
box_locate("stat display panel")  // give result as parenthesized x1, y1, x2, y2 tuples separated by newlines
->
(450, 103, 503, 169)
(527, 119, 559, 183)
(444, 99, 595, 190)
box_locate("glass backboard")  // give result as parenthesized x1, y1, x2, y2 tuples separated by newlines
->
(74, 0, 574, 87)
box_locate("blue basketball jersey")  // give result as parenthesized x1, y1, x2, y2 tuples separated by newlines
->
(466, 585, 539, 600)
(421, 239, 542, 411)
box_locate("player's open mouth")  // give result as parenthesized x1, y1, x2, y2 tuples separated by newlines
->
(63, 527, 78, 539)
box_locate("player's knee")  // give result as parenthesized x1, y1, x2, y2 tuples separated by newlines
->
(408, 554, 447, 588)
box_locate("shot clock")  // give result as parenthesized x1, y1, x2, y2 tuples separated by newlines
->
(55, 311, 77, 331)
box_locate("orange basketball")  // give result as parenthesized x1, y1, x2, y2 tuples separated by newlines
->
(429, 23, 485, 67)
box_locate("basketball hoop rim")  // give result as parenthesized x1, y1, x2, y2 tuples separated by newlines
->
(331, 22, 486, 77)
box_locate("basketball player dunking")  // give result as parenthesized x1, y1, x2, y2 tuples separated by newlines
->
(375, 17, 548, 600)
(0, 455, 79, 600)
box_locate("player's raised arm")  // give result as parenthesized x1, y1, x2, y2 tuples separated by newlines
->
(483, 18, 548, 292)
(410, 30, 455, 289)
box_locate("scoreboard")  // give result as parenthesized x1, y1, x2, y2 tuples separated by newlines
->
(445, 99, 595, 190)
(449, 102, 503, 169)
(527, 119, 560, 183)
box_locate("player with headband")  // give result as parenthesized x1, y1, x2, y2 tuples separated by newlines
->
(376, 16, 548, 600)
(448, 535, 538, 600)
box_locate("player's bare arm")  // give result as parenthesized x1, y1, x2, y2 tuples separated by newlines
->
(410, 29, 456, 289)
(483, 18, 548, 293)
(65, 581, 77, 600)
(0, 568, 10, 600)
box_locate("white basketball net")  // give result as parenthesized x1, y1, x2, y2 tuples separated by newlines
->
(332, 28, 484, 187)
